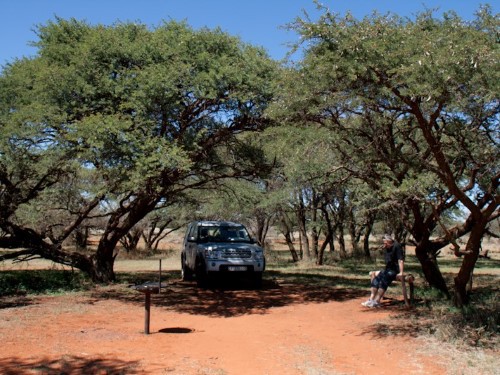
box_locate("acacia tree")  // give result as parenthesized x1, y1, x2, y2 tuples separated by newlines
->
(193, 176, 276, 247)
(275, 6, 498, 304)
(0, 19, 277, 282)
(140, 202, 193, 254)
(259, 124, 357, 263)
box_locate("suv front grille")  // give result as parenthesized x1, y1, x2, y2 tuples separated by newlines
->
(221, 249, 252, 259)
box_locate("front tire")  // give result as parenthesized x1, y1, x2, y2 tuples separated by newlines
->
(181, 254, 194, 281)
(252, 272, 263, 289)
(195, 258, 210, 288)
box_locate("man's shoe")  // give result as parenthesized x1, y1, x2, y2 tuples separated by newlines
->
(361, 299, 374, 307)
(368, 301, 381, 308)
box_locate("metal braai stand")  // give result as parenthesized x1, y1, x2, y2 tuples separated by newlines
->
(131, 260, 167, 334)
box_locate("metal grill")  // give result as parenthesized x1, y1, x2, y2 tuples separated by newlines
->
(221, 249, 252, 259)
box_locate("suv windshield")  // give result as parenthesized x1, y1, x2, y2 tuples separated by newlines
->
(198, 225, 251, 243)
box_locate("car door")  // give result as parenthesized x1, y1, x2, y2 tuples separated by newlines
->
(184, 222, 198, 270)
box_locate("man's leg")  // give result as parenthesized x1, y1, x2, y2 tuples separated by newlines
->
(373, 288, 386, 303)
(363, 287, 384, 307)
(370, 270, 380, 282)
(373, 270, 396, 305)
(362, 271, 382, 306)
(369, 286, 378, 300)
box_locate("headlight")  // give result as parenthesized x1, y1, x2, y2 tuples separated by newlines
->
(204, 247, 220, 259)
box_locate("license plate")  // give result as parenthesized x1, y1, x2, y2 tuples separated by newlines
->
(228, 266, 247, 271)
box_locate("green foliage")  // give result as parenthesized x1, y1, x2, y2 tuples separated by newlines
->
(262, 124, 343, 185)
(0, 17, 278, 280)
(1, 8, 497, 291)
(274, 8, 495, 223)
(25, 19, 276, 191)
(285, 6, 499, 195)
(2, 17, 277, 200)
(0, 269, 92, 296)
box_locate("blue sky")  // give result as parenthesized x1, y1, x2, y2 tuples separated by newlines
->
(1, 0, 497, 67)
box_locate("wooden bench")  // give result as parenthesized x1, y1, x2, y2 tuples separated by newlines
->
(396, 274, 415, 307)
(370, 271, 415, 307)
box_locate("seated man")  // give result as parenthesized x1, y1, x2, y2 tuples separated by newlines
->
(199, 228, 210, 241)
(362, 234, 405, 308)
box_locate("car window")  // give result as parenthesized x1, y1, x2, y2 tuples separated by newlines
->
(188, 223, 197, 239)
(198, 225, 251, 243)
(219, 226, 251, 242)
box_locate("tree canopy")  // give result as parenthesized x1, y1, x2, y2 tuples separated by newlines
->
(1, 8, 498, 306)
(268, 5, 499, 304)
(0, 18, 277, 281)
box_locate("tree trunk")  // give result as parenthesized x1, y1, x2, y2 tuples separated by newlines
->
(120, 227, 142, 253)
(311, 224, 319, 260)
(406, 198, 450, 296)
(337, 225, 347, 259)
(453, 220, 486, 307)
(89, 248, 116, 283)
(318, 206, 335, 265)
(317, 230, 333, 265)
(74, 226, 89, 251)
(278, 211, 299, 262)
(414, 239, 450, 297)
(91, 194, 161, 282)
(298, 231, 304, 259)
(310, 190, 320, 260)
(296, 199, 310, 259)
(284, 230, 299, 262)
(142, 219, 178, 255)
(348, 207, 363, 258)
(320, 205, 335, 254)
(329, 232, 336, 253)
(255, 212, 271, 247)
(348, 218, 359, 256)
(363, 214, 375, 258)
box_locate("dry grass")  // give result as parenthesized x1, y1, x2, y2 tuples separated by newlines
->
(415, 335, 499, 375)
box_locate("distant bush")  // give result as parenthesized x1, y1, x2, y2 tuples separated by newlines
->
(0, 270, 92, 296)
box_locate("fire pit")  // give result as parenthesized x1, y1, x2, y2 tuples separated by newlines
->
(131, 259, 167, 334)
(132, 281, 168, 334)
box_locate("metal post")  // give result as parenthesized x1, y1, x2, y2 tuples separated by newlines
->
(144, 292, 151, 334)
(159, 259, 162, 294)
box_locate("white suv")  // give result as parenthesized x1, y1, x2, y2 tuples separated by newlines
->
(181, 221, 265, 287)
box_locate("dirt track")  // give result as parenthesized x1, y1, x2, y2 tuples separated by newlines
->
(0, 276, 447, 375)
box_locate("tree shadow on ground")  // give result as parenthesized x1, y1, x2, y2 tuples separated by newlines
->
(0, 295, 34, 309)
(0, 356, 140, 375)
(361, 319, 433, 339)
(90, 269, 368, 318)
(358, 298, 432, 339)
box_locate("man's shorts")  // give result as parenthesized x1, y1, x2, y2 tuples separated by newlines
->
(371, 269, 397, 291)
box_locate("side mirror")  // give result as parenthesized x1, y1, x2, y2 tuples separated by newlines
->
(187, 236, 196, 242)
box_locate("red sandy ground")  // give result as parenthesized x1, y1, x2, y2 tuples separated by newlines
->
(0, 277, 447, 375)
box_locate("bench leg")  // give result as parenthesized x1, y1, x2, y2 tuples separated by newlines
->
(401, 278, 410, 307)
(408, 276, 415, 304)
